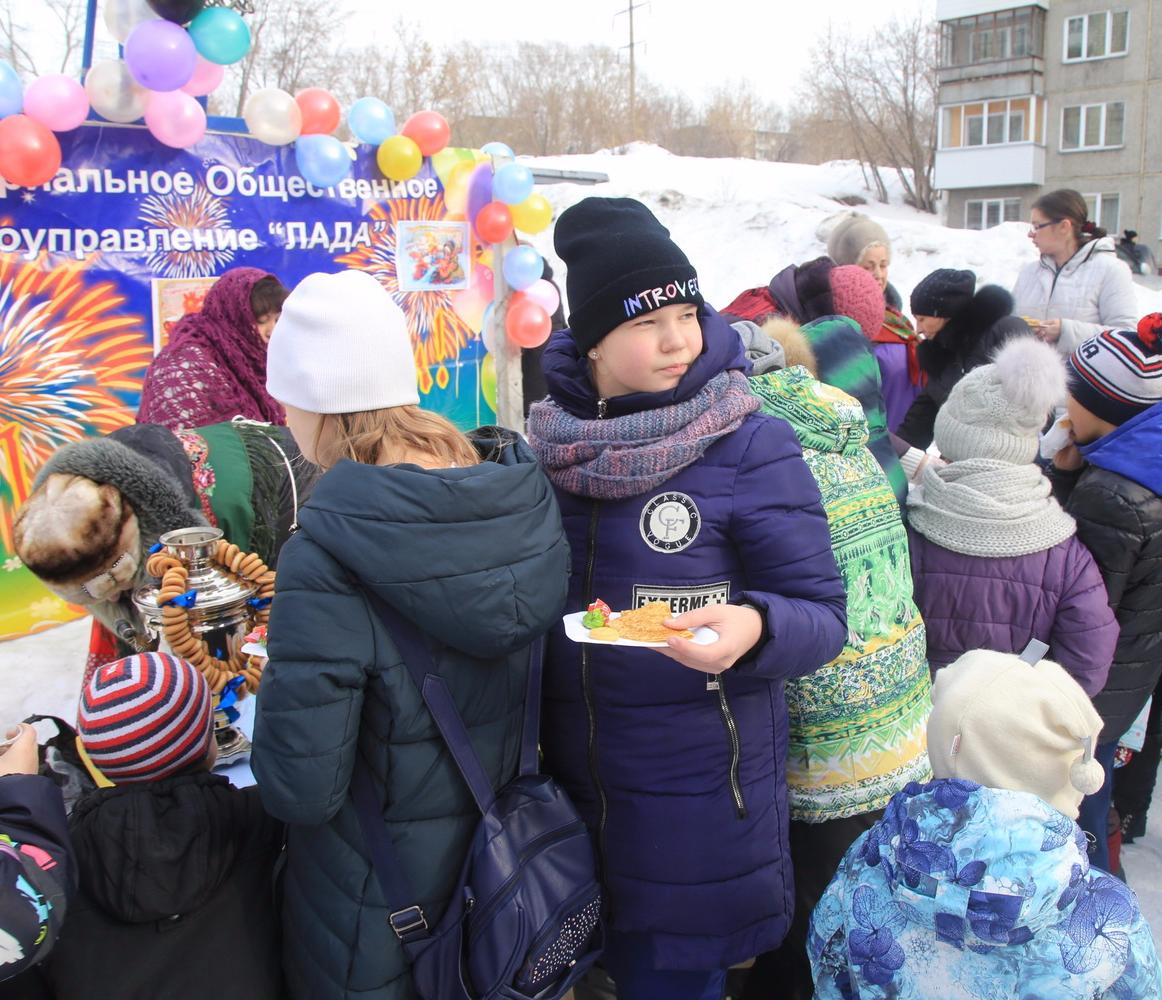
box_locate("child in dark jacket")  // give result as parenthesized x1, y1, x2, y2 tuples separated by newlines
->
(908, 337, 1118, 693)
(40, 653, 284, 1000)
(526, 197, 847, 999)
(1051, 314, 1162, 874)
(896, 269, 1031, 461)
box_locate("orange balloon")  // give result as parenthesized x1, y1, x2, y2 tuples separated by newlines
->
(475, 201, 513, 245)
(506, 295, 551, 348)
(0, 115, 62, 188)
(295, 87, 341, 135)
(401, 110, 450, 156)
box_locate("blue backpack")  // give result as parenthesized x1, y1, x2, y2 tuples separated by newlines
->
(352, 596, 603, 1000)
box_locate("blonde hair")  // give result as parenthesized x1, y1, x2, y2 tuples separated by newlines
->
(313, 405, 481, 470)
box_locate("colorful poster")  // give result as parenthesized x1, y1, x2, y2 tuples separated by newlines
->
(0, 124, 494, 640)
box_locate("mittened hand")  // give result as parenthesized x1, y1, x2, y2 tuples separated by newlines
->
(0, 725, 39, 777)
(654, 604, 764, 675)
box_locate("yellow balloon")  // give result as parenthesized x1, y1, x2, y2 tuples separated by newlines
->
(376, 135, 422, 182)
(511, 193, 552, 234)
(480, 352, 497, 412)
(443, 159, 474, 214)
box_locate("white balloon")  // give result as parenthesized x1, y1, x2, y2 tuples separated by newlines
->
(104, 0, 156, 44)
(85, 59, 148, 124)
(243, 88, 302, 146)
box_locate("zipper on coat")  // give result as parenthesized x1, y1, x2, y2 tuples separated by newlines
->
(580, 501, 610, 881)
(716, 674, 748, 819)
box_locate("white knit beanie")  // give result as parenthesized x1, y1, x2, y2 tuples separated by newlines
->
(928, 649, 1105, 819)
(266, 270, 419, 414)
(935, 337, 1064, 464)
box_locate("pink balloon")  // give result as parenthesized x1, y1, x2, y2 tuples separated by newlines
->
(523, 278, 560, 316)
(23, 74, 90, 132)
(145, 90, 206, 148)
(181, 55, 223, 97)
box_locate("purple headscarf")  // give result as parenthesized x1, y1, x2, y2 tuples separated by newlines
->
(168, 267, 283, 423)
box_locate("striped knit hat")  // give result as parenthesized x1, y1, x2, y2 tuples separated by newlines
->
(1068, 314, 1162, 426)
(77, 652, 213, 784)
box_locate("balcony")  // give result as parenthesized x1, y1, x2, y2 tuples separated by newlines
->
(934, 143, 1045, 189)
(938, 54, 1044, 87)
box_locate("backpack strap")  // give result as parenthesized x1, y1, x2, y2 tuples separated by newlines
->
(519, 635, 544, 777)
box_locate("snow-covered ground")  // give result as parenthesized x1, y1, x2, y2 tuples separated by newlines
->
(3, 144, 1162, 946)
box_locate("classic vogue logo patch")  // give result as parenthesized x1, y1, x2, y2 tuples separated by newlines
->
(640, 492, 701, 552)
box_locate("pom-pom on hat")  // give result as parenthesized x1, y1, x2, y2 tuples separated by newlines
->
(1067, 313, 1162, 427)
(827, 264, 885, 340)
(553, 197, 704, 355)
(826, 212, 890, 267)
(935, 336, 1064, 464)
(266, 270, 420, 415)
(910, 268, 976, 319)
(77, 652, 214, 784)
(928, 648, 1104, 819)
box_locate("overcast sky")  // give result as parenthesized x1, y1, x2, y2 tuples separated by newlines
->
(19, 0, 932, 108)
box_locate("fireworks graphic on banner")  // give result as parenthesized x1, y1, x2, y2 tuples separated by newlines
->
(336, 195, 477, 394)
(0, 253, 152, 481)
(139, 185, 234, 279)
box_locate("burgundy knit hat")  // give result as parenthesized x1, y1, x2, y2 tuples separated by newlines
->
(77, 652, 213, 784)
(828, 264, 885, 340)
(1068, 314, 1162, 426)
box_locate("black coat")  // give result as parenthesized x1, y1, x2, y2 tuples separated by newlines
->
(40, 773, 284, 1000)
(895, 286, 1030, 450)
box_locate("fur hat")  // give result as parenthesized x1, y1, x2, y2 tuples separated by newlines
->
(928, 649, 1105, 819)
(1067, 314, 1162, 427)
(266, 270, 420, 415)
(554, 197, 703, 354)
(935, 338, 1066, 464)
(760, 317, 818, 376)
(827, 265, 885, 340)
(911, 268, 976, 318)
(826, 212, 890, 267)
(78, 652, 214, 784)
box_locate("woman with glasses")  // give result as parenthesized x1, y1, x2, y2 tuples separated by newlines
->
(1012, 189, 1139, 356)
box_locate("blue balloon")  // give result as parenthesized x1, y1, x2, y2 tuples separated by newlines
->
(481, 141, 514, 159)
(0, 61, 21, 118)
(502, 245, 543, 292)
(188, 7, 250, 65)
(294, 134, 351, 189)
(347, 97, 395, 146)
(493, 163, 534, 206)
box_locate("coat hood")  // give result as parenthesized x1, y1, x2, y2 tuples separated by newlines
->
(855, 780, 1099, 947)
(1082, 402, 1162, 496)
(749, 365, 870, 456)
(68, 773, 253, 923)
(540, 304, 750, 419)
(767, 256, 835, 324)
(1051, 236, 1119, 277)
(293, 430, 568, 657)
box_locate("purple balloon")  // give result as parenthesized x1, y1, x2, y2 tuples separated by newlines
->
(467, 162, 493, 229)
(124, 19, 197, 92)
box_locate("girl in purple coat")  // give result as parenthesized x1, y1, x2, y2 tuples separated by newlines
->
(906, 337, 1117, 695)
(526, 198, 847, 1000)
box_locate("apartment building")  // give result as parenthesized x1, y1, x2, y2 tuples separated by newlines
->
(933, 0, 1161, 259)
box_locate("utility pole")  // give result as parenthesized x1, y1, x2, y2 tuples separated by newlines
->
(615, 1, 647, 138)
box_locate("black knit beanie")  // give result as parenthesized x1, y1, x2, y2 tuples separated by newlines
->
(910, 268, 976, 318)
(554, 197, 704, 354)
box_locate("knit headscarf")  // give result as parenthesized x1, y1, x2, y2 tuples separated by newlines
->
(168, 267, 283, 424)
(527, 370, 758, 500)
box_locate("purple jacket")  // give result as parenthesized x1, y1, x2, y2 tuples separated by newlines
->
(538, 311, 846, 971)
(873, 341, 921, 433)
(908, 529, 1118, 696)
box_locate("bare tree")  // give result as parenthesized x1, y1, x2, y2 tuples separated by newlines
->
(1, 0, 86, 76)
(802, 14, 939, 212)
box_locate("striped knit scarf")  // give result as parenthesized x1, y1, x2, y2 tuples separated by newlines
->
(870, 307, 925, 387)
(526, 370, 759, 500)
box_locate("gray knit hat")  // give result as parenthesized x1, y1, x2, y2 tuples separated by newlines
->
(826, 213, 890, 266)
(935, 336, 1064, 464)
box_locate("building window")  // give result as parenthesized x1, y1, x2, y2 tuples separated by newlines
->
(966, 198, 1022, 230)
(941, 8, 1045, 67)
(941, 97, 1038, 149)
(1083, 193, 1121, 234)
(1061, 102, 1126, 150)
(1064, 10, 1130, 61)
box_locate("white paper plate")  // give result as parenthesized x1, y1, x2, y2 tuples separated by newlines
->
(241, 642, 268, 658)
(562, 611, 718, 648)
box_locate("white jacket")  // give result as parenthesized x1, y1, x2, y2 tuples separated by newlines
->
(1011, 236, 1139, 355)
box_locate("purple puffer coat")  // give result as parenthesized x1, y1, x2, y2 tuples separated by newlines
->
(908, 529, 1118, 695)
(536, 311, 847, 972)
